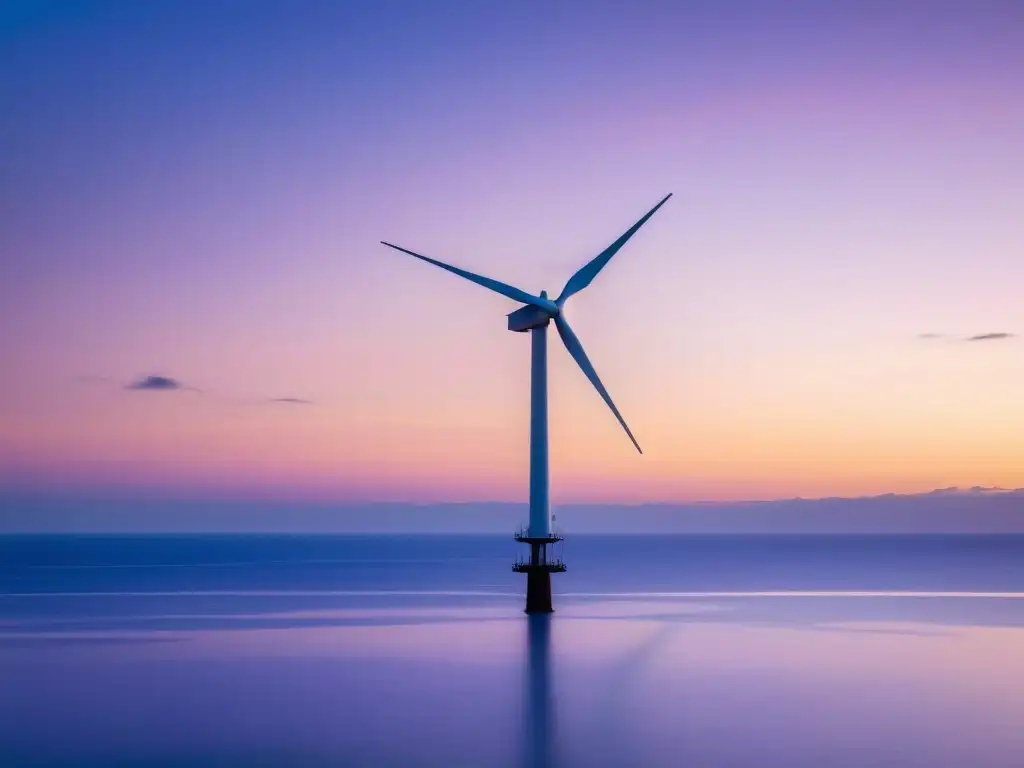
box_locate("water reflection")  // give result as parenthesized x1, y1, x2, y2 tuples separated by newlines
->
(523, 614, 555, 768)
(3, 597, 1024, 766)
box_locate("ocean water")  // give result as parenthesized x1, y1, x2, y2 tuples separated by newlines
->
(2, 534, 1024, 767)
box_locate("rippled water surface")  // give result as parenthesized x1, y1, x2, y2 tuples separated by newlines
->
(2, 535, 1024, 766)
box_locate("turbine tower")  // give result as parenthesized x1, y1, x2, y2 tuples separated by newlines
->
(382, 193, 671, 612)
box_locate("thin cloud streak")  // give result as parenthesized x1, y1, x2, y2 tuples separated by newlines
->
(964, 333, 1015, 342)
(113, 375, 310, 402)
(916, 332, 1016, 342)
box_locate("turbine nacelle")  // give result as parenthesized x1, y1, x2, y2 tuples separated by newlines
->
(508, 290, 558, 332)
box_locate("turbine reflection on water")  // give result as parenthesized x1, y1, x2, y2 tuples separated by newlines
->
(523, 613, 555, 768)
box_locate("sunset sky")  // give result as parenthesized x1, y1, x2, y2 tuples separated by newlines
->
(3, 1, 1023, 507)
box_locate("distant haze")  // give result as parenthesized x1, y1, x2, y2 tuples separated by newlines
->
(3, 487, 1023, 534)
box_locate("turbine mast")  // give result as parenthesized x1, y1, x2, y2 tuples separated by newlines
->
(514, 293, 565, 614)
(529, 321, 550, 539)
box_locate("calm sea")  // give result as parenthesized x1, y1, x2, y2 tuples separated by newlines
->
(2, 534, 1023, 766)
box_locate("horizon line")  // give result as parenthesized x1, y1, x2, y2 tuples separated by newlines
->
(3, 484, 1022, 507)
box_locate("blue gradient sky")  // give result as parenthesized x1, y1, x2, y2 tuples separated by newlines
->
(2, 1, 1023, 507)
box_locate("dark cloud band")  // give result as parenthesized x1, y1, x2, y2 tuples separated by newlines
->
(126, 375, 182, 391)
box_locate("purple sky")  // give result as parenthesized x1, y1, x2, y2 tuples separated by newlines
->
(2, 1, 1023, 519)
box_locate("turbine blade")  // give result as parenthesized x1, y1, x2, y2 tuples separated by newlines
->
(554, 314, 642, 454)
(556, 193, 672, 306)
(380, 242, 553, 311)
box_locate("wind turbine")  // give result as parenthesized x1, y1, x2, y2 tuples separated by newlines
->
(381, 193, 671, 612)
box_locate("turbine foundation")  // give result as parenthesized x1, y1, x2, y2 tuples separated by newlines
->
(514, 530, 565, 613)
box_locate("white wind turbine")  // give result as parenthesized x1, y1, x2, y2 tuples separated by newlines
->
(381, 193, 671, 611)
